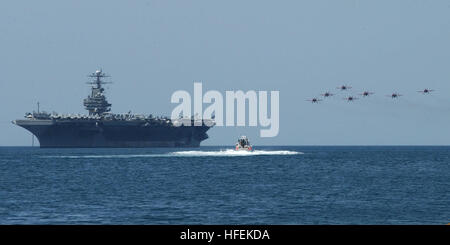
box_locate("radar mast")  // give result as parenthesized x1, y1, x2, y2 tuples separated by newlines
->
(83, 69, 112, 115)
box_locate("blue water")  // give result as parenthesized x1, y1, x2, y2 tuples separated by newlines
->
(0, 146, 449, 224)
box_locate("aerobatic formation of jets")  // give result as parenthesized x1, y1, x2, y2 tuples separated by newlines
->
(307, 84, 434, 104)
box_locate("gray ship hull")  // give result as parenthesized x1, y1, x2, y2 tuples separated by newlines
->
(14, 119, 210, 148)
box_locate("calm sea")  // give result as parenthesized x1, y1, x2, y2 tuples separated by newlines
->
(0, 146, 448, 224)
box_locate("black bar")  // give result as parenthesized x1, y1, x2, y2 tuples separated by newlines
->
(0, 225, 448, 244)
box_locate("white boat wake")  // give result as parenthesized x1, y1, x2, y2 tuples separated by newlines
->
(171, 149, 302, 157)
(41, 149, 302, 159)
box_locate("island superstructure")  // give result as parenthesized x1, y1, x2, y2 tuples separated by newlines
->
(13, 70, 214, 147)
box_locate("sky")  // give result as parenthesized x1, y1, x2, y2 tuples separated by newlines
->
(1, 0, 450, 146)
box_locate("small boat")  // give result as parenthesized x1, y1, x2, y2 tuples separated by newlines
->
(235, 136, 253, 151)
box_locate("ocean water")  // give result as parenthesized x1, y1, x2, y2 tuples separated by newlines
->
(0, 146, 448, 224)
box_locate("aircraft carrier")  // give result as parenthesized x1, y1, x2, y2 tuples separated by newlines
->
(13, 70, 214, 148)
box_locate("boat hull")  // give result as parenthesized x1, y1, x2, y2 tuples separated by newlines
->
(14, 119, 211, 148)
